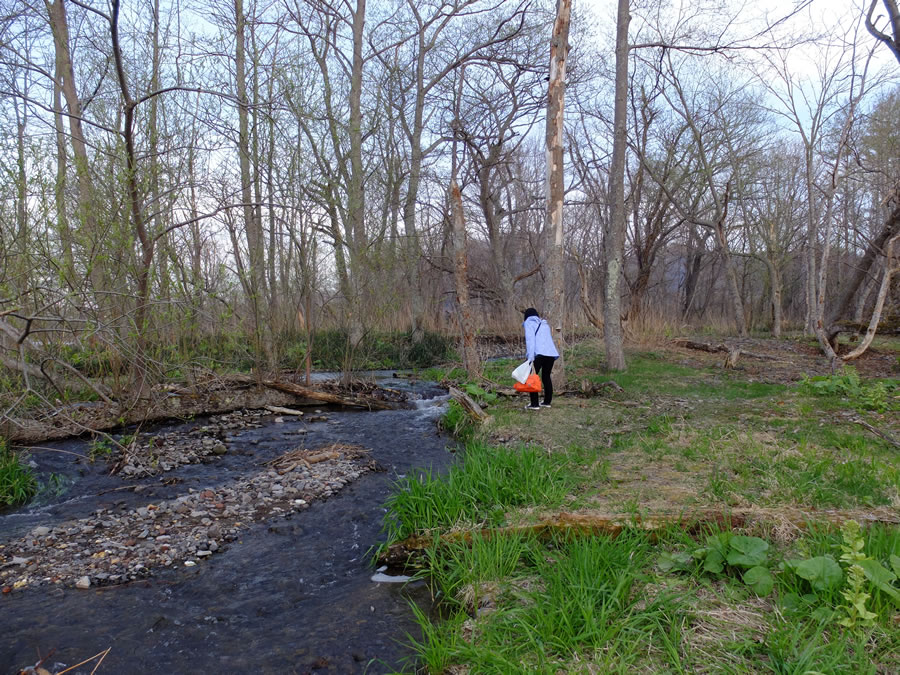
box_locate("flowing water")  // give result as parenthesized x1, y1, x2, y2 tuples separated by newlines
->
(1, 375, 453, 674)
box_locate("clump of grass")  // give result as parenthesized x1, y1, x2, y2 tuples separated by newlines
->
(380, 441, 579, 546)
(0, 440, 37, 508)
(403, 530, 688, 673)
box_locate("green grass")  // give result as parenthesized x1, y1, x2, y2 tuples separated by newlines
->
(0, 440, 37, 508)
(392, 525, 900, 673)
(400, 530, 688, 674)
(384, 339, 900, 672)
(380, 440, 580, 547)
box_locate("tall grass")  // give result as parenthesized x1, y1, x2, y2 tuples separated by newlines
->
(399, 531, 688, 674)
(381, 441, 579, 545)
(0, 440, 36, 508)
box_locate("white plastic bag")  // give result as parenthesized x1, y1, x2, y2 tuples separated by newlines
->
(511, 360, 531, 384)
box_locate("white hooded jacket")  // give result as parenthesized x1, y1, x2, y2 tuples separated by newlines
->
(524, 315, 559, 362)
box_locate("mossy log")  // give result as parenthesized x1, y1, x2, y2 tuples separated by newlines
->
(377, 508, 900, 567)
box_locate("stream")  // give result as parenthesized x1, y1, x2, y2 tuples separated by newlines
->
(1, 374, 454, 674)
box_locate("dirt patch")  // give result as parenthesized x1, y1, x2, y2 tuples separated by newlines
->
(668, 336, 899, 384)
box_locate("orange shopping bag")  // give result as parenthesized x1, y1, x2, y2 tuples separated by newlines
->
(514, 372, 541, 393)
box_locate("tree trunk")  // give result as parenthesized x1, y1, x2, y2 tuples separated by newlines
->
(844, 238, 898, 361)
(764, 256, 783, 338)
(52, 54, 74, 282)
(234, 0, 272, 370)
(450, 179, 480, 378)
(545, 0, 570, 388)
(713, 217, 748, 337)
(46, 0, 107, 301)
(827, 194, 900, 340)
(604, 0, 629, 371)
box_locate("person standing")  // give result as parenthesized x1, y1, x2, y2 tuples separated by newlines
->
(522, 308, 559, 410)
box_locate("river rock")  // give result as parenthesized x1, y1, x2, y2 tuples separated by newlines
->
(32, 526, 51, 537)
(75, 576, 91, 589)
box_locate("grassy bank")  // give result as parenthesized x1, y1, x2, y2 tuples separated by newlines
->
(384, 338, 900, 673)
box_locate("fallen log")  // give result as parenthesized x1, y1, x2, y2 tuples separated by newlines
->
(449, 386, 489, 422)
(259, 379, 400, 410)
(377, 508, 900, 567)
(672, 339, 778, 362)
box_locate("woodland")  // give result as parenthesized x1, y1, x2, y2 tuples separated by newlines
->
(0, 0, 899, 424)
(3, 1, 900, 671)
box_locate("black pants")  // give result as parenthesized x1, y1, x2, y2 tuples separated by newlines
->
(531, 355, 557, 407)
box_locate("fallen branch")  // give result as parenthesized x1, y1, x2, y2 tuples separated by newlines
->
(377, 508, 900, 567)
(844, 413, 900, 450)
(263, 405, 304, 417)
(449, 386, 489, 423)
(672, 339, 778, 362)
(264, 443, 366, 475)
(260, 379, 400, 410)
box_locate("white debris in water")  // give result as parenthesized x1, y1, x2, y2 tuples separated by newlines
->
(184, 560, 196, 567)
(370, 572, 414, 584)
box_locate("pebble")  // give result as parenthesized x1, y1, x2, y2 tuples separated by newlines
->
(0, 427, 375, 592)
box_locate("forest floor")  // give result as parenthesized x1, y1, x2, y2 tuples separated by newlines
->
(384, 334, 900, 673)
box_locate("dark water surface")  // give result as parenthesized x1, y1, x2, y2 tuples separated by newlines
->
(1, 377, 453, 674)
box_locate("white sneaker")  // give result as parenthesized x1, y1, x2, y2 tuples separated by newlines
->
(524, 404, 540, 411)
(540, 403, 551, 408)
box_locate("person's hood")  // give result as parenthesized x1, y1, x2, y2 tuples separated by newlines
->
(524, 315, 542, 328)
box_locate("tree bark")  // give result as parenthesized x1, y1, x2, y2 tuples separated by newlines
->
(450, 180, 481, 378)
(544, 0, 570, 388)
(604, 0, 629, 371)
(844, 238, 898, 361)
(234, 0, 272, 370)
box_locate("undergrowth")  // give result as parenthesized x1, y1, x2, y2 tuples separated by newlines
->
(0, 439, 36, 508)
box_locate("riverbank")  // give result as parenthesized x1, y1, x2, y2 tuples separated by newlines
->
(380, 337, 900, 673)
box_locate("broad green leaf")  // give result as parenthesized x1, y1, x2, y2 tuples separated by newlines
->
(706, 532, 732, 556)
(811, 607, 835, 622)
(658, 551, 693, 572)
(703, 549, 725, 575)
(791, 555, 843, 591)
(858, 558, 900, 606)
(781, 593, 802, 612)
(743, 566, 774, 596)
(727, 536, 769, 568)
(890, 554, 900, 578)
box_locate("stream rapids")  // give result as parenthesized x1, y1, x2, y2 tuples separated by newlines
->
(1, 374, 453, 674)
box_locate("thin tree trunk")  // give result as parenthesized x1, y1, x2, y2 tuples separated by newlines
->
(235, 0, 272, 370)
(46, 0, 107, 301)
(544, 0, 570, 388)
(764, 256, 783, 337)
(844, 238, 897, 361)
(604, 0, 629, 371)
(450, 180, 480, 377)
(52, 56, 74, 282)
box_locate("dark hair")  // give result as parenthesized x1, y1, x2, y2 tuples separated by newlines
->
(523, 308, 538, 320)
